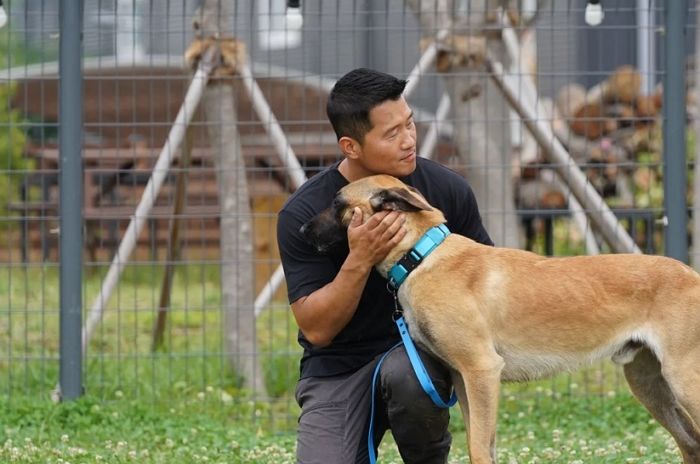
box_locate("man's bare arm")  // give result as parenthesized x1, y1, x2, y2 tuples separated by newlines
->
(291, 209, 406, 347)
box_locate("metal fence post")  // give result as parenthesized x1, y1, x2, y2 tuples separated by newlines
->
(59, 0, 84, 400)
(662, 0, 689, 263)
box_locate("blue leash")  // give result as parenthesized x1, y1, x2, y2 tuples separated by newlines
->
(367, 341, 402, 464)
(394, 316, 457, 409)
(368, 316, 457, 464)
(369, 224, 456, 463)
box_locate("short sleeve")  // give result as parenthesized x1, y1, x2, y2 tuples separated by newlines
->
(413, 160, 493, 246)
(277, 208, 341, 304)
(447, 180, 494, 246)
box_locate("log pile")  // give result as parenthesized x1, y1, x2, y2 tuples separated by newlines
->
(517, 65, 665, 212)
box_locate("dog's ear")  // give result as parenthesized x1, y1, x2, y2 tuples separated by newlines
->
(370, 187, 433, 212)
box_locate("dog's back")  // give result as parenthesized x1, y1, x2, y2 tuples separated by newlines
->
(401, 235, 700, 383)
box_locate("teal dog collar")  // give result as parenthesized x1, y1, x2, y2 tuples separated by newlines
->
(388, 223, 450, 290)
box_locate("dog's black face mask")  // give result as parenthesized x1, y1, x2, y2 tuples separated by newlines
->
(300, 195, 349, 254)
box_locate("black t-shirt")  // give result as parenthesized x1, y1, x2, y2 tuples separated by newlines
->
(277, 157, 493, 379)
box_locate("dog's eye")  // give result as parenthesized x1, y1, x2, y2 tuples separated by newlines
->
(332, 196, 347, 211)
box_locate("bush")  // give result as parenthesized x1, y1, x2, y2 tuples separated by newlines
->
(0, 82, 28, 216)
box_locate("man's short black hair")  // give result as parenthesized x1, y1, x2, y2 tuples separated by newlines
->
(326, 68, 408, 143)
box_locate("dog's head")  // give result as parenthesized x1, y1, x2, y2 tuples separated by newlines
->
(300, 175, 438, 254)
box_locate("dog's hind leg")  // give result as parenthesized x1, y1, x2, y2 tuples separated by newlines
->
(663, 348, 700, 463)
(623, 347, 700, 463)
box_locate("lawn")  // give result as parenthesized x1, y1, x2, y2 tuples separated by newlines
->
(0, 387, 683, 463)
(0, 265, 685, 463)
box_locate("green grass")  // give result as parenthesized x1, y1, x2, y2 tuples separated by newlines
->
(0, 394, 297, 463)
(0, 264, 301, 399)
(380, 390, 682, 463)
(0, 387, 683, 463)
(0, 265, 686, 463)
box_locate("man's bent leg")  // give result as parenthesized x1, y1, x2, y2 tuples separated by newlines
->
(295, 359, 388, 464)
(380, 346, 452, 464)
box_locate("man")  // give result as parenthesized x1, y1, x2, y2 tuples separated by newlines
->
(277, 68, 493, 463)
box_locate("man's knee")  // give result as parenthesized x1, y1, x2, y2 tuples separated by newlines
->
(380, 346, 453, 413)
(379, 347, 453, 463)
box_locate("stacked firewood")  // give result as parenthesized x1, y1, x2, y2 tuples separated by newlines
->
(517, 65, 665, 212)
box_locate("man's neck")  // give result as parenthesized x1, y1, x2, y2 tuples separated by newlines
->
(337, 158, 370, 183)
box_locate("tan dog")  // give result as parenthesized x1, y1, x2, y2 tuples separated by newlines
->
(301, 174, 700, 464)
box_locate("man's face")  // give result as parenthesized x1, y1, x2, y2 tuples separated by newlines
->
(355, 96, 417, 178)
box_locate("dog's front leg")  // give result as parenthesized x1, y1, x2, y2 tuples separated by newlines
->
(451, 369, 470, 425)
(457, 358, 504, 464)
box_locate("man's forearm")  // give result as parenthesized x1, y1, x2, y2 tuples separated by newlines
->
(291, 253, 372, 347)
(291, 209, 406, 347)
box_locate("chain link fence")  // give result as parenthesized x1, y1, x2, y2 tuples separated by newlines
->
(0, 0, 695, 431)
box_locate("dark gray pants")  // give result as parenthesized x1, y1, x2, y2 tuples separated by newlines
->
(295, 346, 453, 464)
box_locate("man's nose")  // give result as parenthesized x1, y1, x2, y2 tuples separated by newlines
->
(400, 128, 416, 149)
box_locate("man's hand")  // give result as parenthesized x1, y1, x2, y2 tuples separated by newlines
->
(290, 208, 406, 347)
(346, 207, 407, 269)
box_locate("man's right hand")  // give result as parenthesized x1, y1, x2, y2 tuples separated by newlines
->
(347, 207, 407, 269)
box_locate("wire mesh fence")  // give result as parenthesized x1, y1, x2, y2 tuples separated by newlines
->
(0, 0, 695, 432)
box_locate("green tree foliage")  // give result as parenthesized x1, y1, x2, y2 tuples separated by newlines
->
(0, 84, 27, 214)
(0, 19, 30, 217)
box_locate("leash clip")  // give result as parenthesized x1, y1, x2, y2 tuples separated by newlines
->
(389, 286, 402, 321)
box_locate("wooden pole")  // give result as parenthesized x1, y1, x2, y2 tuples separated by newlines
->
(151, 127, 194, 351)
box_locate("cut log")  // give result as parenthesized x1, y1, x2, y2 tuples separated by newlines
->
(564, 66, 644, 140)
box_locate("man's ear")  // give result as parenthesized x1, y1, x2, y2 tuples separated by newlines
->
(338, 136, 361, 160)
(369, 187, 433, 212)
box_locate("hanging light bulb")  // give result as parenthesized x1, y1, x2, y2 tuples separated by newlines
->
(0, 0, 8, 29)
(585, 0, 604, 26)
(286, 0, 303, 31)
